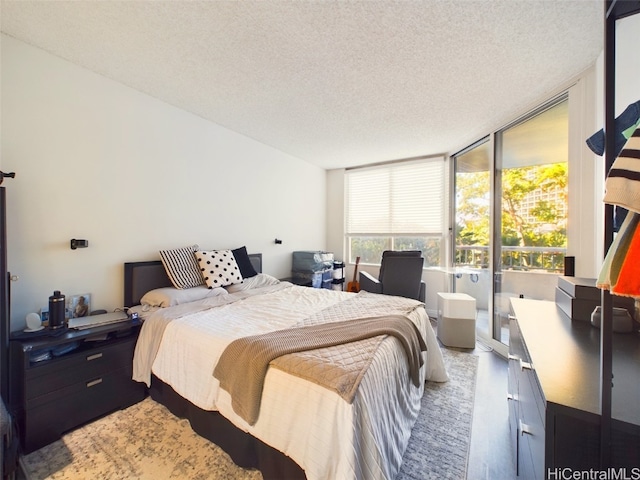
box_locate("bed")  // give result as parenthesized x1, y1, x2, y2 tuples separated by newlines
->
(125, 250, 448, 480)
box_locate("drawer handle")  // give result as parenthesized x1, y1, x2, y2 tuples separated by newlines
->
(508, 315, 517, 321)
(86, 378, 103, 388)
(86, 353, 103, 361)
(507, 393, 519, 401)
(519, 419, 533, 436)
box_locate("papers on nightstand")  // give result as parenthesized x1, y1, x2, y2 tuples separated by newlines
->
(68, 311, 129, 330)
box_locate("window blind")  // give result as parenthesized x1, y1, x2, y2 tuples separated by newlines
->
(346, 158, 445, 236)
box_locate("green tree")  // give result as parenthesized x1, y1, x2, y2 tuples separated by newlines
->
(456, 162, 567, 270)
(501, 164, 567, 248)
(455, 170, 490, 246)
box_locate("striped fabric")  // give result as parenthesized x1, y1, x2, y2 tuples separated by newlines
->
(159, 244, 204, 289)
(604, 126, 640, 214)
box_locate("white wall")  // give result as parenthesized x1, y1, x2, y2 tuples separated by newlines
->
(1, 35, 327, 331)
(568, 67, 601, 278)
(615, 15, 640, 112)
(326, 168, 345, 261)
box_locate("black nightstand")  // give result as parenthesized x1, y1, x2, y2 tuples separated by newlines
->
(9, 320, 146, 454)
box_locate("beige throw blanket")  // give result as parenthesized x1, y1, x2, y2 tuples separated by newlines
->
(214, 313, 427, 426)
(270, 334, 383, 403)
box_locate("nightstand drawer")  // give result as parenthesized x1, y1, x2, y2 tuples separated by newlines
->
(25, 337, 136, 400)
(9, 320, 146, 455)
(26, 362, 134, 410)
(22, 365, 144, 453)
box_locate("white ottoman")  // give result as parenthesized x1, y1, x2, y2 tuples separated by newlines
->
(437, 292, 477, 348)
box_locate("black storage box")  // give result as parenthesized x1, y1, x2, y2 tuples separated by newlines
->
(555, 276, 635, 322)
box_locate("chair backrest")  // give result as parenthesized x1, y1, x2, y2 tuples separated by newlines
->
(379, 250, 422, 281)
(378, 251, 424, 300)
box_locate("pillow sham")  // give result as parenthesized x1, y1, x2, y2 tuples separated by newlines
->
(159, 244, 204, 289)
(195, 249, 243, 288)
(225, 273, 281, 293)
(232, 246, 258, 278)
(141, 285, 228, 308)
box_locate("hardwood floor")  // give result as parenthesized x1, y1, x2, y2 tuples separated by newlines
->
(466, 342, 516, 480)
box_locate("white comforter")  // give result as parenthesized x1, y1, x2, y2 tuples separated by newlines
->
(133, 281, 447, 480)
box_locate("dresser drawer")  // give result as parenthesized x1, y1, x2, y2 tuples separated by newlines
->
(21, 365, 145, 453)
(519, 359, 544, 427)
(25, 336, 136, 400)
(509, 316, 528, 361)
(509, 309, 546, 480)
(518, 369, 545, 480)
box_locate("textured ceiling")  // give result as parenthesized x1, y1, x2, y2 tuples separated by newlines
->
(1, 0, 603, 169)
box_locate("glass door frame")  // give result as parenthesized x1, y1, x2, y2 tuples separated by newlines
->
(492, 130, 507, 353)
(493, 94, 569, 352)
(451, 135, 508, 357)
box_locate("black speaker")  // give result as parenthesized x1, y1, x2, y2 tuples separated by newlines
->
(564, 256, 575, 277)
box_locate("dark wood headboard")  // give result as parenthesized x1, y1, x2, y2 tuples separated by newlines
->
(124, 253, 263, 307)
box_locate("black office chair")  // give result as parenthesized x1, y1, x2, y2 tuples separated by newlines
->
(359, 250, 426, 302)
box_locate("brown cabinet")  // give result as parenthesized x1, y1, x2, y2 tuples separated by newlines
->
(9, 321, 146, 453)
(508, 299, 640, 479)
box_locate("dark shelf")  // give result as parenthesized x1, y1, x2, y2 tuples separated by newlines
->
(10, 319, 141, 352)
(607, 0, 640, 20)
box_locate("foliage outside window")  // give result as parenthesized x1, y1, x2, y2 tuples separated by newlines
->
(346, 158, 445, 266)
(456, 163, 567, 272)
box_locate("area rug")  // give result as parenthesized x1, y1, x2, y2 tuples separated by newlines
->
(21, 348, 478, 480)
(397, 347, 479, 480)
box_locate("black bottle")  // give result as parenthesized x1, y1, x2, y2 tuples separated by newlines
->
(48, 290, 66, 329)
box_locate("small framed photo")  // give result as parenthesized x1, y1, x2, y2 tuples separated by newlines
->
(68, 293, 91, 318)
(39, 306, 49, 324)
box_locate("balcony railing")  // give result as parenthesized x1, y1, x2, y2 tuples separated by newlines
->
(455, 245, 566, 273)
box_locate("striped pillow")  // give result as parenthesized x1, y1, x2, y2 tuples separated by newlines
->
(159, 244, 205, 289)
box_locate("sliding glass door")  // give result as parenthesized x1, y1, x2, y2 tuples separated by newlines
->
(453, 139, 493, 341)
(494, 97, 568, 345)
(453, 96, 568, 350)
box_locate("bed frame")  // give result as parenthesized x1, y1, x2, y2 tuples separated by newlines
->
(123, 253, 263, 307)
(123, 254, 305, 480)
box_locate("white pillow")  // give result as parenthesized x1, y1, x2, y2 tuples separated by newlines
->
(195, 249, 243, 288)
(225, 273, 281, 293)
(141, 285, 228, 307)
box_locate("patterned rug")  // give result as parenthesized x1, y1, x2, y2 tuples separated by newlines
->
(21, 348, 478, 480)
(397, 347, 479, 480)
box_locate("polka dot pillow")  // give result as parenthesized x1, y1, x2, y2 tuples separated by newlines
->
(195, 249, 243, 288)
